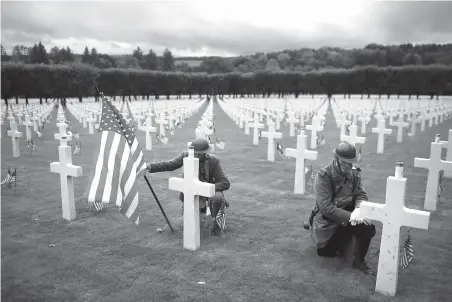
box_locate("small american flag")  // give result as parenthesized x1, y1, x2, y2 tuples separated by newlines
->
(438, 172, 443, 198)
(161, 135, 169, 144)
(317, 135, 326, 146)
(74, 142, 81, 155)
(1, 168, 16, 186)
(86, 97, 147, 225)
(28, 139, 37, 151)
(400, 233, 414, 269)
(305, 163, 315, 189)
(357, 146, 363, 163)
(276, 142, 285, 158)
(216, 138, 225, 149)
(215, 201, 226, 231)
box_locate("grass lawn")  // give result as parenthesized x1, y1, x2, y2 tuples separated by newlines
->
(2, 98, 452, 302)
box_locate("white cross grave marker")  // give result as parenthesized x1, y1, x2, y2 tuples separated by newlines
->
(391, 114, 409, 143)
(139, 116, 157, 150)
(440, 129, 452, 177)
(250, 115, 265, 145)
(168, 147, 215, 251)
(338, 112, 352, 136)
(155, 113, 169, 137)
(360, 163, 430, 297)
(50, 137, 83, 221)
(244, 114, 252, 135)
(287, 113, 298, 137)
(372, 119, 392, 154)
(54, 121, 73, 143)
(23, 114, 33, 141)
(407, 112, 417, 137)
(340, 123, 366, 147)
(306, 115, 324, 149)
(261, 122, 283, 162)
(414, 135, 452, 210)
(32, 114, 40, 132)
(7, 119, 23, 158)
(284, 131, 317, 194)
(358, 115, 371, 135)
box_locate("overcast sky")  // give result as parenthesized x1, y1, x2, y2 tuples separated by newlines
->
(1, 1, 452, 57)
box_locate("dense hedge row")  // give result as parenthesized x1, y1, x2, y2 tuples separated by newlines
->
(2, 62, 452, 103)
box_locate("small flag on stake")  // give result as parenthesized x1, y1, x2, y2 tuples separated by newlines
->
(74, 141, 81, 155)
(400, 232, 414, 269)
(357, 146, 363, 163)
(438, 171, 443, 199)
(305, 163, 315, 189)
(161, 135, 169, 144)
(276, 142, 285, 159)
(28, 139, 37, 152)
(1, 168, 16, 187)
(317, 135, 326, 146)
(216, 138, 225, 149)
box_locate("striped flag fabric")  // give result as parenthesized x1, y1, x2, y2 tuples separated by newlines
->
(215, 138, 225, 149)
(400, 233, 414, 269)
(438, 171, 443, 198)
(86, 98, 147, 225)
(215, 201, 226, 231)
(1, 168, 16, 186)
(276, 142, 285, 158)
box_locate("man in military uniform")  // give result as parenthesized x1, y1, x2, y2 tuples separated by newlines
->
(146, 138, 230, 237)
(305, 141, 376, 275)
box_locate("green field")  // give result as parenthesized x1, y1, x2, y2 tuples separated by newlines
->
(1, 99, 452, 302)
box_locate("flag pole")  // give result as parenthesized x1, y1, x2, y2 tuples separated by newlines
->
(143, 175, 174, 234)
(132, 98, 173, 232)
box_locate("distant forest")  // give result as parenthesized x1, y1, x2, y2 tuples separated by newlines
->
(2, 42, 452, 74)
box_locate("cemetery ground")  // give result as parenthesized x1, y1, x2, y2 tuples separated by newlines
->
(2, 99, 452, 302)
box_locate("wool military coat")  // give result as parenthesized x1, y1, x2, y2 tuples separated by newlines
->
(310, 162, 368, 248)
(147, 151, 230, 202)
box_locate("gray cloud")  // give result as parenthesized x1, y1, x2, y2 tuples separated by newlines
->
(1, 1, 451, 56)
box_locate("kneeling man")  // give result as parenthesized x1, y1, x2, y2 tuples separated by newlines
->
(146, 138, 230, 237)
(307, 141, 376, 275)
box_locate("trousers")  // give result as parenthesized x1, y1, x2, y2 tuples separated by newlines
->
(180, 191, 226, 218)
(317, 223, 376, 261)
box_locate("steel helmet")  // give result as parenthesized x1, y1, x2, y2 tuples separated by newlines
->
(189, 138, 210, 153)
(333, 141, 357, 164)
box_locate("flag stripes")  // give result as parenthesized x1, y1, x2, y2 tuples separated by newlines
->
(215, 201, 226, 231)
(86, 98, 146, 225)
(400, 234, 414, 269)
(1, 168, 16, 185)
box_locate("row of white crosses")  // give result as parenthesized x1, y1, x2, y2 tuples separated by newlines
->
(334, 100, 452, 155)
(6, 103, 55, 158)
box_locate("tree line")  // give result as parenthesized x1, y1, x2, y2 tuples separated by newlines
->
(2, 62, 451, 105)
(1, 43, 177, 71)
(2, 42, 452, 74)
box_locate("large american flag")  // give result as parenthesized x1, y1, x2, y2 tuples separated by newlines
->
(87, 98, 146, 225)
